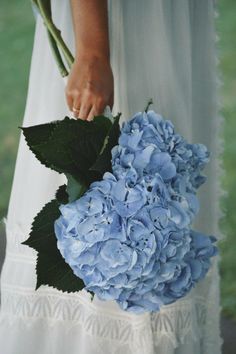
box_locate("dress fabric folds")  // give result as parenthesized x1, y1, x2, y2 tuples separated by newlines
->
(0, 1, 223, 353)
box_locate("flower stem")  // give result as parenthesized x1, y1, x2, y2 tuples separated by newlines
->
(144, 98, 154, 112)
(47, 30, 69, 77)
(32, 0, 74, 75)
(44, 19, 74, 69)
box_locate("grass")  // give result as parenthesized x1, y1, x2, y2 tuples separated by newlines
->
(216, 0, 236, 320)
(0, 0, 235, 319)
(0, 0, 34, 229)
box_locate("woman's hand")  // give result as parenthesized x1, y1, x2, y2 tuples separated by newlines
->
(68, 1, 112, 120)
(65, 54, 114, 121)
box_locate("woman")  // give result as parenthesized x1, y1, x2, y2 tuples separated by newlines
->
(0, 1, 223, 353)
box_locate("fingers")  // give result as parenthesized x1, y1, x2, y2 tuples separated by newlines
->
(65, 87, 110, 120)
(87, 106, 97, 121)
(66, 91, 73, 112)
(73, 98, 107, 121)
(78, 103, 93, 120)
(86, 103, 103, 122)
(87, 100, 106, 121)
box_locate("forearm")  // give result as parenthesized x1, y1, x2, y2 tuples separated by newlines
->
(70, 0, 110, 62)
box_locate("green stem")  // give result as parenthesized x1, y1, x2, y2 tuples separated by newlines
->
(144, 98, 154, 112)
(32, 0, 74, 74)
(47, 30, 69, 77)
(44, 20, 74, 69)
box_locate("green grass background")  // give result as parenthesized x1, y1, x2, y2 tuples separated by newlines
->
(217, 0, 236, 320)
(0, 0, 235, 319)
(0, 1, 35, 221)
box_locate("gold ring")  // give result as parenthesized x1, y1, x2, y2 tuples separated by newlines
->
(72, 107, 80, 113)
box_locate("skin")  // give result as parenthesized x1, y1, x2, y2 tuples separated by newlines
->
(66, 0, 114, 121)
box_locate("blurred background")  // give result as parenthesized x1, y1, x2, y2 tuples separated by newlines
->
(0, 0, 235, 352)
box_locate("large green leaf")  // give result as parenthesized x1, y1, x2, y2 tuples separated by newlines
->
(21, 116, 112, 185)
(55, 184, 69, 204)
(35, 250, 85, 292)
(22, 185, 85, 292)
(22, 185, 68, 256)
(20, 119, 59, 169)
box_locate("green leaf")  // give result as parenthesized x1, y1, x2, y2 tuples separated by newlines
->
(21, 116, 112, 185)
(90, 113, 121, 175)
(22, 185, 85, 292)
(20, 119, 59, 169)
(36, 251, 85, 292)
(55, 184, 68, 204)
(22, 185, 68, 256)
(21, 194, 64, 256)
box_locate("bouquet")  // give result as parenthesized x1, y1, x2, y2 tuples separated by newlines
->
(22, 1, 218, 314)
(22, 106, 218, 314)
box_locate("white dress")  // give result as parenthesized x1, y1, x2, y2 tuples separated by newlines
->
(0, 1, 224, 353)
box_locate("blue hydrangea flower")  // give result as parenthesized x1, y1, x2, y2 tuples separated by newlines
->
(54, 110, 218, 314)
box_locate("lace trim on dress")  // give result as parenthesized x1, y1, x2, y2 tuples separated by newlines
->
(0, 284, 212, 351)
(1, 214, 224, 352)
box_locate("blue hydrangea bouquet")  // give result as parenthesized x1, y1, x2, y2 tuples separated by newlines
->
(21, 105, 218, 314)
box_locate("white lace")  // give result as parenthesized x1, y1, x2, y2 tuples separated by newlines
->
(0, 285, 213, 351)
(0, 223, 223, 354)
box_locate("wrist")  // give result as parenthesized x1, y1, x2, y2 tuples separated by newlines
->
(74, 49, 110, 65)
